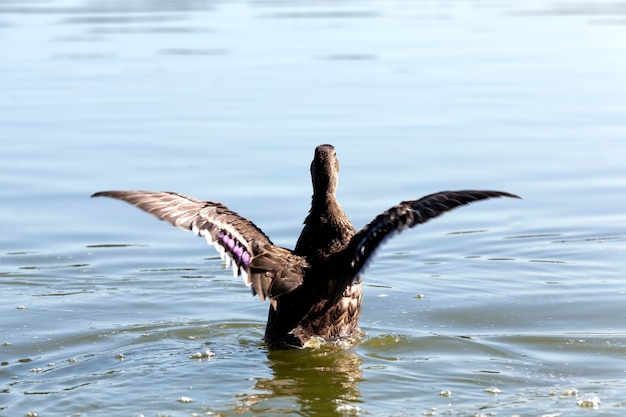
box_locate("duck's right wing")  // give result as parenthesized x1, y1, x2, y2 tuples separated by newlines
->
(342, 190, 520, 276)
(92, 190, 307, 305)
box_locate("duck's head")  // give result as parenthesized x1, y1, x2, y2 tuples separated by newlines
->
(311, 144, 339, 197)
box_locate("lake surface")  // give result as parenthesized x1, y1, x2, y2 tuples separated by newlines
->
(2, 0, 626, 415)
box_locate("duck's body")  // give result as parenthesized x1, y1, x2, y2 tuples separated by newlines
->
(93, 144, 519, 348)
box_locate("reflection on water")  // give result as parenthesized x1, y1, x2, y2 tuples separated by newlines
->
(230, 346, 363, 416)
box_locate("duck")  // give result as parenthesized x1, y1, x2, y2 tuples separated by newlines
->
(92, 144, 519, 348)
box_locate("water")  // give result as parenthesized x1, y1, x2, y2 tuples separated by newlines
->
(2, 0, 626, 415)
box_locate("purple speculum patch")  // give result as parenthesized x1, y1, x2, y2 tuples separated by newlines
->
(218, 230, 251, 267)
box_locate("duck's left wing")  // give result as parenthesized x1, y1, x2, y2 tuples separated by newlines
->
(342, 190, 520, 276)
(92, 190, 307, 303)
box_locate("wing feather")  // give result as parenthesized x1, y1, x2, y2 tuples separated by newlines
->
(343, 190, 520, 276)
(92, 190, 307, 303)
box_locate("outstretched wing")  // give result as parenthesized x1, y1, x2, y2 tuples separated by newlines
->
(343, 190, 520, 276)
(92, 190, 307, 304)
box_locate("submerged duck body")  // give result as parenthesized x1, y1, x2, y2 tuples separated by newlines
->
(93, 144, 519, 348)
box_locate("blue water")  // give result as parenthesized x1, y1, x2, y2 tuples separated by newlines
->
(2, 0, 626, 416)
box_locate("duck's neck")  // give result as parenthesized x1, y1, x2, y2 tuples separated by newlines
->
(309, 188, 343, 219)
(297, 188, 354, 257)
